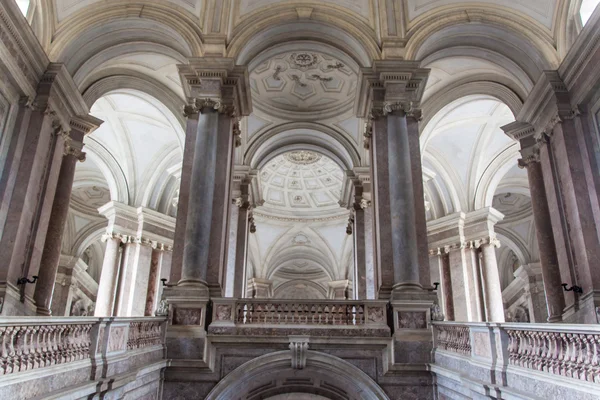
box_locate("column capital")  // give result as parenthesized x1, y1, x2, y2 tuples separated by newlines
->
(517, 142, 541, 169)
(178, 57, 252, 118)
(355, 60, 429, 119)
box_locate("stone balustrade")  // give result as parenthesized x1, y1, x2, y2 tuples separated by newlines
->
(432, 322, 600, 399)
(505, 325, 600, 383)
(0, 317, 166, 379)
(434, 323, 471, 355)
(0, 319, 94, 375)
(208, 298, 390, 336)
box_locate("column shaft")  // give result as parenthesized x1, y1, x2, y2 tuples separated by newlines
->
(170, 113, 199, 283)
(353, 208, 367, 299)
(525, 159, 565, 321)
(407, 117, 431, 286)
(145, 247, 163, 316)
(34, 149, 80, 315)
(94, 237, 122, 316)
(479, 243, 505, 322)
(387, 112, 420, 288)
(233, 205, 249, 298)
(438, 251, 454, 320)
(363, 206, 376, 299)
(181, 109, 219, 285)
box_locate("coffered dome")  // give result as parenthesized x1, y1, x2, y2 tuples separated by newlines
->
(259, 151, 344, 216)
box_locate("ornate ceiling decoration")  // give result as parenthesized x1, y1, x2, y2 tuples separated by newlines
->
(249, 51, 357, 119)
(259, 152, 344, 214)
(284, 150, 322, 165)
(70, 186, 111, 214)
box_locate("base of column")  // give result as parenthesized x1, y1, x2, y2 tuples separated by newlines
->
(0, 283, 36, 316)
(35, 306, 52, 316)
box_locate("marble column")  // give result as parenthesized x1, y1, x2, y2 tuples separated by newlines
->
(145, 246, 166, 316)
(436, 248, 454, 321)
(386, 110, 421, 291)
(478, 240, 505, 322)
(353, 204, 367, 299)
(519, 143, 565, 322)
(363, 203, 376, 300)
(169, 111, 199, 283)
(170, 58, 252, 306)
(180, 104, 219, 290)
(34, 127, 90, 315)
(0, 65, 95, 316)
(94, 234, 122, 316)
(233, 198, 250, 298)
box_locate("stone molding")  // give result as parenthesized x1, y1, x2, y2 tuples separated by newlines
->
(98, 201, 175, 248)
(178, 57, 252, 119)
(355, 60, 429, 120)
(427, 208, 504, 253)
(289, 336, 309, 369)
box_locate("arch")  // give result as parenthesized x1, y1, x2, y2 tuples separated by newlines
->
(82, 73, 186, 134)
(247, 123, 361, 171)
(273, 280, 328, 299)
(48, 3, 202, 66)
(206, 350, 390, 400)
(229, 5, 380, 68)
(421, 80, 523, 130)
(405, 7, 560, 72)
(80, 141, 130, 204)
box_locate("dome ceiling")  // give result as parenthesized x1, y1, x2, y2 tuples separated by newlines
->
(259, 151, 344, 216)
(249, 51, 357, 118)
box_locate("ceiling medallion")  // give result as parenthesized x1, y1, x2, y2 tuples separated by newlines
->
(290, 53, 319, 69)
(285, 150, 321, 165)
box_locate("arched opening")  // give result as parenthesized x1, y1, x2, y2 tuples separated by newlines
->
(247, 150, 353, 299)
(54, 88, 182, 317)
(205, 351, 390, 400)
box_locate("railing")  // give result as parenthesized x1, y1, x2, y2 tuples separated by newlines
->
(0, 317, 166, 377)
(0, 320, 94, 375)
(210, 299, 389, 331)
(236, 301, 366, 325)
(127, 321, 163, 350)
(435, 324, 471, 355)
(506, 326, 600, 383)
(433, 322, 600, 385)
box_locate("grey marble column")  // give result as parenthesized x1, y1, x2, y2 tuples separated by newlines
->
(353, 206, 367, 299)
(34, 135, 85, 315)
(94, 235, 122, 316)
(386, 111, 421, 291)
(479, 241, 505, 322)
(233, 201, 250, 298)
(363, 204, 376, 299)
(180, 106, 219, 288)
(170, 111, 199, 283)
(520, 146, 565, 322)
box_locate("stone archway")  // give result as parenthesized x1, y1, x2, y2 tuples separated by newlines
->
(205, 350, 390, 400)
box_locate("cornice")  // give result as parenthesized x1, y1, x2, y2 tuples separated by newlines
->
(178, 57, 252, 117)
(355, 60, 429, 119)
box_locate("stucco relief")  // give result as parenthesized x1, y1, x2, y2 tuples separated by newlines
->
(173, 308, 202, 325)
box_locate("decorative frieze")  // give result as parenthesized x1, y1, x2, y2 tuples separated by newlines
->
(127, 321, 163, 350)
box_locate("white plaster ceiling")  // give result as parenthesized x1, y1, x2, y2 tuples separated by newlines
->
(580, 0, 600, 25)
(249, 51, 358, 119)
(52, 0, 204, 22)
(422, 56, 532, 104)
(75, 52, 185, 100)
(405, 0, 558, 28)
(85, 90, 183, 206)
(422, 95, 521, 215)
(238, 0, 372, 18)
(259, 151, 344, 215)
